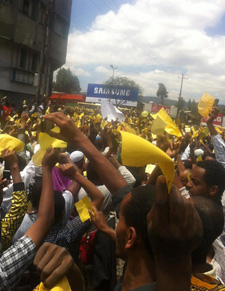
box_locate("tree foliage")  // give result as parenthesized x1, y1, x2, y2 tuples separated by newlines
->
(175, 97, 186, 110)
(105, 76, 143, 96)
(53, 68, 81, 94)
(156, 83, 168, 105)
(188, 99, 198, 115)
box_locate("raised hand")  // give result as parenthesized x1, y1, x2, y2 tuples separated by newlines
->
(206, 106, 220, 124)
(42, 147, 59, 170)
(59, 163, 80, 179)
(147, 176, 202, 261)
(33, 242, 84, 290)
(43, 112, 84, 144)
(1, 149, 18, 169)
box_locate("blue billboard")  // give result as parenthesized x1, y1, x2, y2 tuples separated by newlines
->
(86, 84, 139, 106)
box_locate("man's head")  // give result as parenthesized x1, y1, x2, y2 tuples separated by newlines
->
(116, 185, 155, 260)
(70, 151, 84, 170)
(191, 196, 224, 266)
(186, 160, 225, 203)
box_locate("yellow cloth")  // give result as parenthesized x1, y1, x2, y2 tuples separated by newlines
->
(75, 196, 92, 223)
(191, 273, 225, 290)
(151, 108, 182, 137)
(120, 131, 174, 191)
(33, 277, 71, 291)
(32, 133, 67, 166)
(101, 119, 108, 129)
(151, 116, 166, 135)
(145, 164, 156, 174)
(39, 133, 67, 149)
(198, 92, 215, 117)
(0, 134, 24, 153)
(122, 123, 136, 134)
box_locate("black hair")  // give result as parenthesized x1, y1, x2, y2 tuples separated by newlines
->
(197, 160, 225, 201)
(192, 196, 224, 265)
(202, 153, 216, 160)
(54, 191, 65, 224)
(29, 179, 65, 224)
(183, 160, 193, 170)
(122, 184, 155, 251)
(29, 176, 42, 209)
(87, 163, 101, 185)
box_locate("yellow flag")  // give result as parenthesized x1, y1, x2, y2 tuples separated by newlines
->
(145, 164, 156, 174)
(151, 116, 166, 135)
(33, 277, 71, 291)
(198, 92, 215, 117)
(32, 133, 67, 166)
(75, 196, 92, 223)
(120, 131, 174, 191)
(0, 134, 24, 153)
(39, 133, 67, 149)
(122, 123, 136, 134)
(101, 119, 108, 129)
(151, 108, 182, 137)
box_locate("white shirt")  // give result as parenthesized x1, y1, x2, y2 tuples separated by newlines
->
(12, 190, 74, 243)
(78, 166, 136, 212)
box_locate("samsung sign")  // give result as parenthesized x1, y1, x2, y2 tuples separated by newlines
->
(86, 84, 139, 106)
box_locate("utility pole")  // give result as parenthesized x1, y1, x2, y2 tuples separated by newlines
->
(176, 73, 188, 118)
(109, 64, 118, 104)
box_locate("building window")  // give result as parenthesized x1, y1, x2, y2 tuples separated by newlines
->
(31, 52, 38, 72)
(19, 0, 39, 20)
(19, 48, 27, 70)
(55, 15, 69, 38)
(11, 68, 34, 85)
(39, 2, 46, 25)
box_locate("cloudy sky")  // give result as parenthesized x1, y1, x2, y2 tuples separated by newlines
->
(66, 0, 225, 103)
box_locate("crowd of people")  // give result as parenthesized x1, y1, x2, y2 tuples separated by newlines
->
(0, 96, 225, 291)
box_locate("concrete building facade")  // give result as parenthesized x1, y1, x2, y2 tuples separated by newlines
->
(0, 0, 72, 104)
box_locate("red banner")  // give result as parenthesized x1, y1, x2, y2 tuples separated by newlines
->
(201, 112, 223, 126)
(151, 104, 171, 114)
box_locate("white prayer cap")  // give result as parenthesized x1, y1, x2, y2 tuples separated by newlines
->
(194, 149, 204, 157)
(70, 151, 84, 163)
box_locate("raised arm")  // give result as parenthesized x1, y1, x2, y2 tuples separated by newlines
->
(44, 112, 128, 194)
(25, 147, 58, 248)
(1, 150, 27, 251)
(60, 163, 104, 209)
(147, 177, 203, 291)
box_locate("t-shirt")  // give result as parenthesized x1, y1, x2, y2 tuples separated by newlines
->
(2, 106, 12, 121)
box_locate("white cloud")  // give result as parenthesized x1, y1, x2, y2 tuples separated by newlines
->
(66, 0, 225, 101)
(71, 67, 91, 77)
(95, 66, 111, 74)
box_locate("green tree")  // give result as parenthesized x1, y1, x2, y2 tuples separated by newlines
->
(105, 76, 143, 96)
(188, 99, 198, 115)
(156, 83, 168, 105)
(53, 68, 81, 93)
(175, 97, 186, 110)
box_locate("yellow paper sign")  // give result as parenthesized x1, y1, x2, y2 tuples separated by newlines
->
(198, 92, 215, 117)
(39, 133, 67, 149)
(33, 277, 71, 291)
(152, 108, 182, 137)
(151, 116, 166, 135)
(32, 133, 67, 166)
(120, 131, 174, 191)
(0, 134, 24, 153)
(75, 196, 92, 223)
